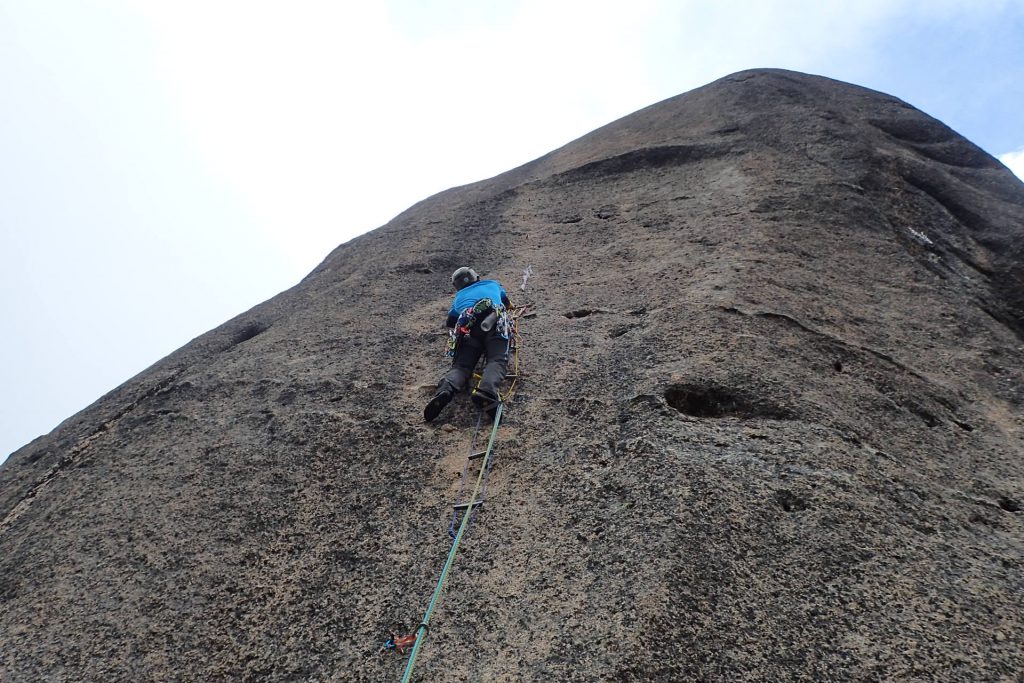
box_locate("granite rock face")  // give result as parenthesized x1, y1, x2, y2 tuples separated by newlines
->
(2, 69, 1023, 682)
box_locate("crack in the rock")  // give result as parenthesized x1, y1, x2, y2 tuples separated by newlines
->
(0, 369, 182, 533)
(721, 305, 937, 386)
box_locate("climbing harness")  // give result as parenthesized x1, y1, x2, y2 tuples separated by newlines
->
(445, 299, 513, 357)
(396, 305, 528, 683)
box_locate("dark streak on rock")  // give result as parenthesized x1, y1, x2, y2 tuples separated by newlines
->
(557, 144, 731, 183)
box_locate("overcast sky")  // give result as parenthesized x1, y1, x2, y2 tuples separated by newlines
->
(1, 1, 1023, 464)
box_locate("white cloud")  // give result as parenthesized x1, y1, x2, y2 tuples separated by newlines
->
(128, 0, 929, 274)
(998, 148, 1024, 180)
(129, 1, 683, 279)
(133, 0, 1018, 279)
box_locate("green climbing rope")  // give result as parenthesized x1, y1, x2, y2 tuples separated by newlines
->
(400, 402, 505, 683)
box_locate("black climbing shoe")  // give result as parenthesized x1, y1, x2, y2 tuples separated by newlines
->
(471, 390, 500, 421)
(424, 390, 453, 422)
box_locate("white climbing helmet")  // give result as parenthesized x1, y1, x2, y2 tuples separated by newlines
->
(451, 266, 479, 290)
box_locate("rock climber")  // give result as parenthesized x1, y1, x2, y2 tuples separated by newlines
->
(424, 267, 512, 422)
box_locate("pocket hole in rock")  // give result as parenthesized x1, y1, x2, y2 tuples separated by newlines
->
(665, 383, 790, 420)
(565, 309, 596, 319)
(230, 321, 268, 346)
(776, 490, 810, 512)
(998, 496, 1021, 513)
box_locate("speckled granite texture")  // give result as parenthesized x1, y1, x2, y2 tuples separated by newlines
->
(2, 69, 1022, 682)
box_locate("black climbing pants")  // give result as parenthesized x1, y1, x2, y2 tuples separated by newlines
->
(438, 331, 509, 400)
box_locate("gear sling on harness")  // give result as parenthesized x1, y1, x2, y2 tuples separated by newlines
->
(446, 298, 509, 357)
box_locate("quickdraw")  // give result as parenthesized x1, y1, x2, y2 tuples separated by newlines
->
(380, 632, 418, 654)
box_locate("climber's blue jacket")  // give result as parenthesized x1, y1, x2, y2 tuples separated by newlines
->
(446, 279, 510, 328)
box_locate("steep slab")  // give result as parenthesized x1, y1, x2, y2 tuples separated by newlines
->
(2, 69, 1023, 681)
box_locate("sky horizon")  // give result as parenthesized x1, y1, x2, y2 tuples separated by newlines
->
(2, 1, 1023, 464)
